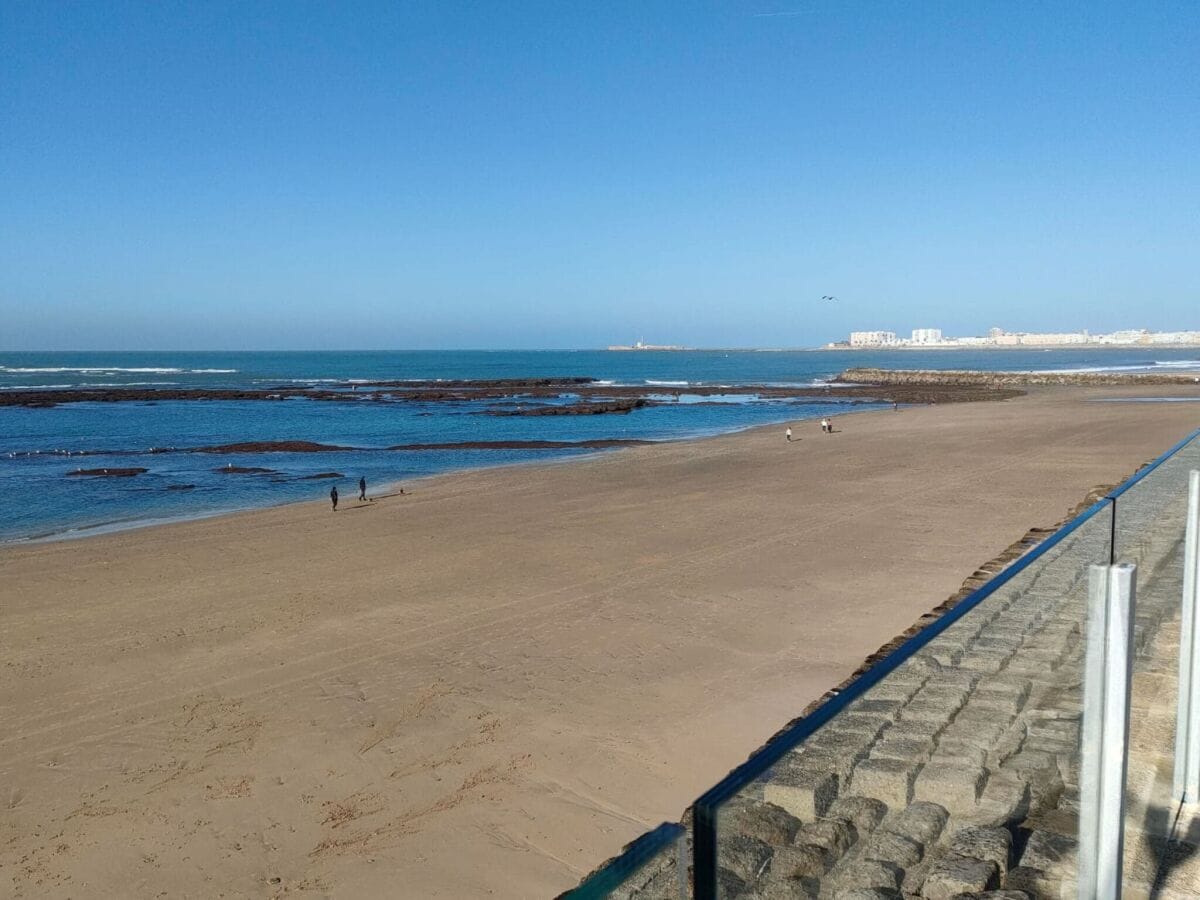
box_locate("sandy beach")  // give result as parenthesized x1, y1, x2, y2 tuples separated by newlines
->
(2, 385, 1198, 898)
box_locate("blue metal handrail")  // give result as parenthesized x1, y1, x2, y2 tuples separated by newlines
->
(1106, 426, 1200, 501)
(1105, 426, 1200, 563)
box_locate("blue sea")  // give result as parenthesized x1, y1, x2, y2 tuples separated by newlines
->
(2, 348, 1198, 543)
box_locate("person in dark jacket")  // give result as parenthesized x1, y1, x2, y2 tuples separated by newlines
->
(330, 485, 338, 511)
(359, 477, 367, 501)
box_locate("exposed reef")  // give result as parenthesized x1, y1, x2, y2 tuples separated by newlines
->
(196, 441, 355, 454)
(0, 388, 329, 408)
(0, 379, 1023, 409)
(12, 438, 658, 460)
(66, 467, 147, 477)
(480, 399, 651, 416)
(348, 377, 598, 389)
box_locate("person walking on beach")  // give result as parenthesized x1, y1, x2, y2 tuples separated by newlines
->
(359, 476, 367, 501)
(785, 427, 792, 442)
(330, 484, 338, 511)
(820, 417, 829, 434)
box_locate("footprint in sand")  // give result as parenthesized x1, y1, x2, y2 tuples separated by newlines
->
(205, 775, 255, 800)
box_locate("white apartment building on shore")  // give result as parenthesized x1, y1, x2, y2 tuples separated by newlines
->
(830, 326, 1200, 349)
(849, 330, 898, 347)
(991, 330, 1089, 346)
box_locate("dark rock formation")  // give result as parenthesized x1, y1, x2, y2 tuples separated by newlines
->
(298, 472, 343, 479)
(0, 388, 329, 408)
(214, 466, 278, 474)
(480, 399, 651, 416)
(12, 438, 658, 460)
(1, 379, 1024, 409)
(66, 467, 147, 477)
(348, 377, 598, 389)
(196, 441, 354, 454)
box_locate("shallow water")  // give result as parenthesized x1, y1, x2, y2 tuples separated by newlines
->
(2, 348, 1197, 541)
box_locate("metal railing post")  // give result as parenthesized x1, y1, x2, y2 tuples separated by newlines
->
(693, 801, 717, 900)
(1175, 470, 1200, 803)
(675, 828, 688, 900)
(1079, 563, 1137, 900)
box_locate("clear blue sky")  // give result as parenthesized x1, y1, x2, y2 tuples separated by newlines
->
(2, 1, 1197, 350)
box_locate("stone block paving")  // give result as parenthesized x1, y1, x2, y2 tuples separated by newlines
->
(610, 465, 1200, 899)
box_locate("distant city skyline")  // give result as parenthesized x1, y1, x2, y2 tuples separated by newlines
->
(834, 326, 1200, 350)
(2, 2, 1198, 351)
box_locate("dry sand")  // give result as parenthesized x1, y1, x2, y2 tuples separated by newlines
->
(1, 385, 1198, 898)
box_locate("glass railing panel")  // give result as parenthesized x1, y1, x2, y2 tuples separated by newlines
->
(985, 504, 1112, 899)
(710, 502, 1113, 899)
(1113, 431, 1200, 564)
(563, 822, 688, 900)
(1108, 431, 1200, 894)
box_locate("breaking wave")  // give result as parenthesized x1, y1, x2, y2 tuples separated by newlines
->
(1029, 360, 1200, 375)
(0, 366, 238, 375)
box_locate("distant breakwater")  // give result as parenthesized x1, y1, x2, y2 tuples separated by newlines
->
(838, 367, 1200, 387)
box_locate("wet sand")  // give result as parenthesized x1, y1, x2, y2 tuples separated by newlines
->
(1, 385, 1198, 898)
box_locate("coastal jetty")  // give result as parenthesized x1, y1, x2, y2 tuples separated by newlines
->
(839, 367, 1200, 387)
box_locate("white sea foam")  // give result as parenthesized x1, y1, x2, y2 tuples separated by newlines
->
(1020, 365, 1143, 374)
(1024, 360, 1200, 375)
(0, 366, 238, 375)
(0, 367, 179, 374)
(1, 380, 179, 388)
(16, 507, 239, 545)
(86, 381, 180, 387)
(261, 378, 353, 385)
(645, 380, 690, 386)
